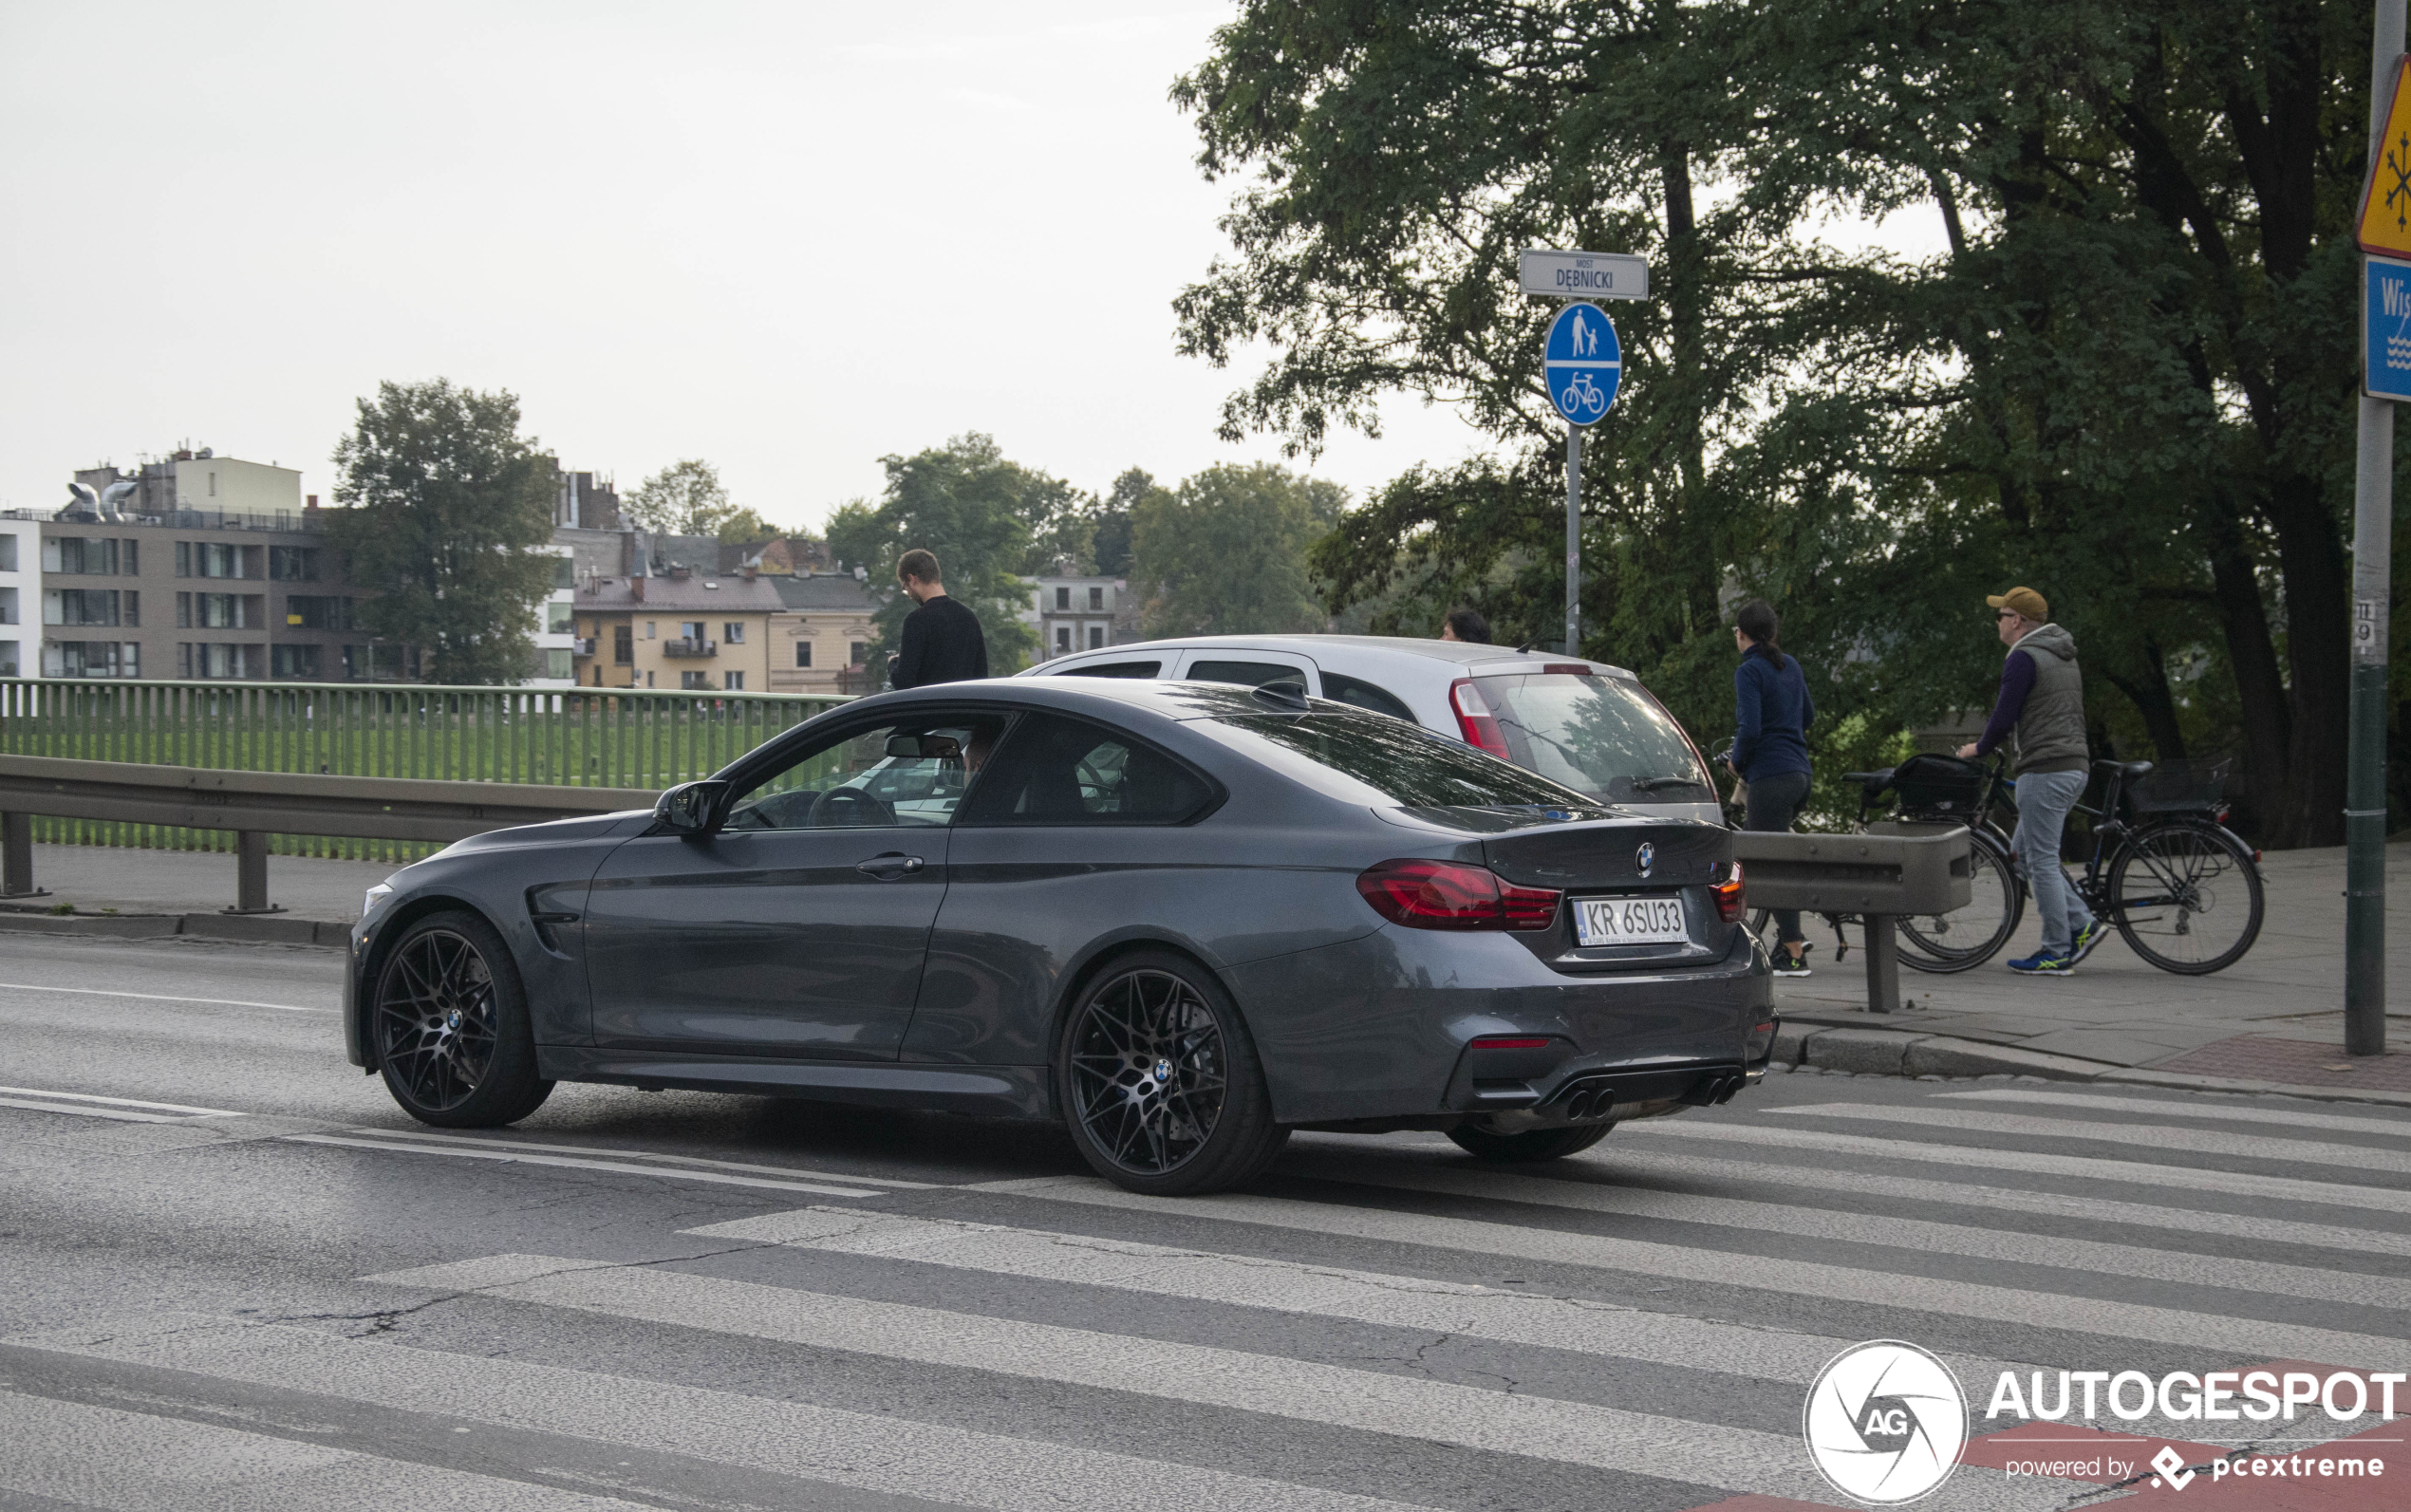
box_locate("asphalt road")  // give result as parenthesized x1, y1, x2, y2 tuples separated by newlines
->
(2, 932, 2405, 1512)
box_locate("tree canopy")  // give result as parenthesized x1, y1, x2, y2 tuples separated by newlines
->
(1132, 463, 1342, 637)
(325, 379, 556, 685)
(1175, 0, 2388, 845)
(624, 458, 738, 536)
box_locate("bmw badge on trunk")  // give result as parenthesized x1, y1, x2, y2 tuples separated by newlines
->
(1635, 842, 1655, 878)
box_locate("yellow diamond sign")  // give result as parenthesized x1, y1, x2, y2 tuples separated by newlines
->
(2361, 58, 2411, 255)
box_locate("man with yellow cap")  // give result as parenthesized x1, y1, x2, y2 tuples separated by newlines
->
(1957, 587, 2102, 974)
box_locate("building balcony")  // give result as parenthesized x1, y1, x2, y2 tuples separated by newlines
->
(661, 637, 717, 658)
(570, 637, 596, 657)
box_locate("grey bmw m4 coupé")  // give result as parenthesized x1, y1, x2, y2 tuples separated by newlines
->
(346, 679, 1775, 1194)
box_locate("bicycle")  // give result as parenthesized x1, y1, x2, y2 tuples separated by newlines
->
(1730, 753, 2265, 976)
(1559, 372, 1606, 421)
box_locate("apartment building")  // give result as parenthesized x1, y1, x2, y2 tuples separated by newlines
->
(0, 513, 34, 678)
(768, 571, 878, 694)
(570, 569, 780, 691)
(1025, 569, 1121, 663)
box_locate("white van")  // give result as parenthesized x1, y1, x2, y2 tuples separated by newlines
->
(1019, 634, 1720, 824)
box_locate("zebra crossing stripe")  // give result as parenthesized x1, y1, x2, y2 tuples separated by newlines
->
(0, 1388, 661, 1512)
(684, 1205, 1899, 1385)
(1272, 1153, 2411, 1310)
(981, 1177, 2410, 1371)
(1935, 1089, 2411, 1140)
(354, 1251, 2071, 1508)
(10, 1313, 1452, 1512)
(281, 1133, 888, 1198)
(1766, 1104, 2411, 1177)
(1622, 1121, 2411, 1215)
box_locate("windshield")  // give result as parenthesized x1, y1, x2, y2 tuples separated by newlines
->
(1471, 674, 1711, 803)
(1206, 709, 1606, 813)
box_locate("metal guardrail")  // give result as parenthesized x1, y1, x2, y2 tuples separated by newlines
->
(1730, 826, 1972, 1014)
(0, 754, 658, 914)
(0, 676, 846, 863)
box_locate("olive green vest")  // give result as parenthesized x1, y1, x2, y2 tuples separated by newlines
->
(2010, 624, 2088, 775)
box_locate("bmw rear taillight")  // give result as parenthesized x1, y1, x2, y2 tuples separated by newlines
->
(1713, 861, 1747, 924)
(1356, 858, 1561, 931)
(1448, 679, 1514, 761)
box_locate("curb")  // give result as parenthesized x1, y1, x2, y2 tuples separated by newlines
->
(1773, 1025, 2411, 1110)
(0, 910, 348, 948)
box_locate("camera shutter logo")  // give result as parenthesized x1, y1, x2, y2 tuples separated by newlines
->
(1803, 1340, 1968, 1503)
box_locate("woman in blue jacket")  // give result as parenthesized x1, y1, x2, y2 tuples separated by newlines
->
(1728, 600, 1815, 976)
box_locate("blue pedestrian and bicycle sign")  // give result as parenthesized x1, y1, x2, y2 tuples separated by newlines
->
(1545, 302, 1621, 425)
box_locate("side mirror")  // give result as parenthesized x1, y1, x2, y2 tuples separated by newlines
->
(655, 779, 727, 836)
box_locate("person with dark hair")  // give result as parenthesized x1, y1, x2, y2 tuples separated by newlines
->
(1439, 606, 1491, 644)
(1728, 599, 1815, 975)
(888, 549, 988, 689)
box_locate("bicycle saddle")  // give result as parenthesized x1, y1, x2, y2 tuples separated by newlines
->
(1842, 768, 1896, 792)
(2091, 758, 2155, 777)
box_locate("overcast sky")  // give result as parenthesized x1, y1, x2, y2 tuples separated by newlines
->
(0, 1, 1516, 530)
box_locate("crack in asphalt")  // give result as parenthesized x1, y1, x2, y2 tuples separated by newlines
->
(263, 1241, 777, 1338)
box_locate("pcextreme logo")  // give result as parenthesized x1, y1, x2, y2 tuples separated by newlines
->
(1803, 1340, 1968, 1504)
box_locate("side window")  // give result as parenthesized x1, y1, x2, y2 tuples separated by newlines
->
(961, 714, 1214, 826)
(1184, 659, 1308, 689)
(721, 715, 1009, 831)
(1320, 671, 1417, 722)
(1059, 659, 1161, 679)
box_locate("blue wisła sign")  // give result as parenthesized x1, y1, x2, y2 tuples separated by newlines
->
(2366, 254, 2411, 401)
(1545, 303, 1621, 425)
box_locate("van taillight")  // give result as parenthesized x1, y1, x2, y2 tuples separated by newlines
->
(1448, 679, 1514, 761)
(1713, 861, 1747, 924)
(1356, 858, 1561, 931)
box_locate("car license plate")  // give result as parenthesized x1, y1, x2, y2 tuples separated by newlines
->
(1573, 895, 1689, 947)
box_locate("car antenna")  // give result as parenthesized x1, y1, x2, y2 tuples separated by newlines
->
(1250, 680, 1312, 713)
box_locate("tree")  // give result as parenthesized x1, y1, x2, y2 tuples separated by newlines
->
(1178, 0, 2381, 845)
(714, 504, 786, 543)
(823, 434, 1053, 676)
(1132, 463, 1338, 637)
(1089, 468, 1152, 577)
(326, 379, 555, 685)
(624, 458, 736, 535)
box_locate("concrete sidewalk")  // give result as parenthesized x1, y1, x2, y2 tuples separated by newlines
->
(1771, 842, 2411, 1104)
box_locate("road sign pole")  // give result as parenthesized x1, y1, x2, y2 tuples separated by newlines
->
(1565, 423, 1581, 657)
(2349, 1, 2405, 1059)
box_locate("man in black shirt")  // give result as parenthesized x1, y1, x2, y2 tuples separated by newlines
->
(888, 549, 989, 689)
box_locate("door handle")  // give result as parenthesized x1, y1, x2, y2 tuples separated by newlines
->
(856, 852, 925, 879)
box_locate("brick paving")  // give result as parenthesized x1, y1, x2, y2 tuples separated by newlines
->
(2145, 1032, 2411, 1092)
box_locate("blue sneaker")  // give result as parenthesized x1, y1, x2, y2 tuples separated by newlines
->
(2068, 919, 2107, 963)
(2009, 949, 2075, 976)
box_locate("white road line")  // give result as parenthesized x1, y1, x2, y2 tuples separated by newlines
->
(0, 980, 330, 1013)
(1341, 1141, 2411, 1260)
(1623, 1119, 2411, 1215)
(1937, 1087, 2411, 1139)
(981, 1176, 2411, 1371)
(0, 1388, 662, 1511)
(355, 1251, 2065, 1509)
(0, 1084, 245, 1117)
(1274, 1153, 2411, 1309)
(0, 1096, 189, 1124)
(15, 1312, 1481, 1512)
(282, 1134, 886, 1198)
(686, 1205, 2026, 1389)
(339, 1127, 939, 1187)
(1766, 1102, 2411, 1175)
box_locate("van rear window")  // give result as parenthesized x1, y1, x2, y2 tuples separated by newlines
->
(1470, 673, 1712, 802)
(1207, 709, 1601, 812)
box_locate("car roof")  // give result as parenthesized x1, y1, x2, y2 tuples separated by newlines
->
(831, 676, 1278, 723)
(1016, 633, 1635, 680)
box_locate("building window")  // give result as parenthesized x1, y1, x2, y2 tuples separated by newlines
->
(46, 588, 121, 626)
(271, 644, 323, 679)
(551, 555, 575, 589)
(1056, 626, 1072, 653)
(194, 542, 244, 579)
(175, 542, 190, 577)
(849, 641, 868, 667)
(0, 534, 14, 571)
(177, 592, 192, 627)
(546, 601, 574, 634)
(1089, 586, 1104, 610)
(122, 540, 138, 574)
(123, 591, 138, 627)
(1089, 625, 1105, 649)
(196, 643, 257, 679)
(42, 537, 119, 574)
(613, 625, 633, 664)
(46, 641, 138, 678)
(1055, 586, 1071, 610)
(680, 621, 706, 643)
(199, 592, 245, 628)
(681, 671, 707, 689)
(545, 647, 572, 681)
(723, 621, 744, 644)
(645, 621, 656, 639)
(269, 546, 320, 581)
(645, 670, 655, 687)
(724, 671, 744, 690)
(178, 643, 193, 679)
(286, 595, 350, 630)
(794, 641, 813, 668)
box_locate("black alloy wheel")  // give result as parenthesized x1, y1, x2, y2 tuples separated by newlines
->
(1058, 952, 1286, 1195)
(374, 910, 552, 1128)
(1447, 1123, 1614, 1163)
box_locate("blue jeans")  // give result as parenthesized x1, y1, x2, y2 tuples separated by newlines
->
(2012, 769, 2095, 956)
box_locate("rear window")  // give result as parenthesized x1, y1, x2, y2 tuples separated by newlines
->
(1473, 674, 1711, 803)
(1208, 709, 1601, 812)
(1061, 660, 1161, 679)
(1187, 660, 1305, 689)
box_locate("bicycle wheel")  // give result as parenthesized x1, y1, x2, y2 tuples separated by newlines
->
(2109, 821, 2263, 974)
(1897, 830, 2024, 974)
